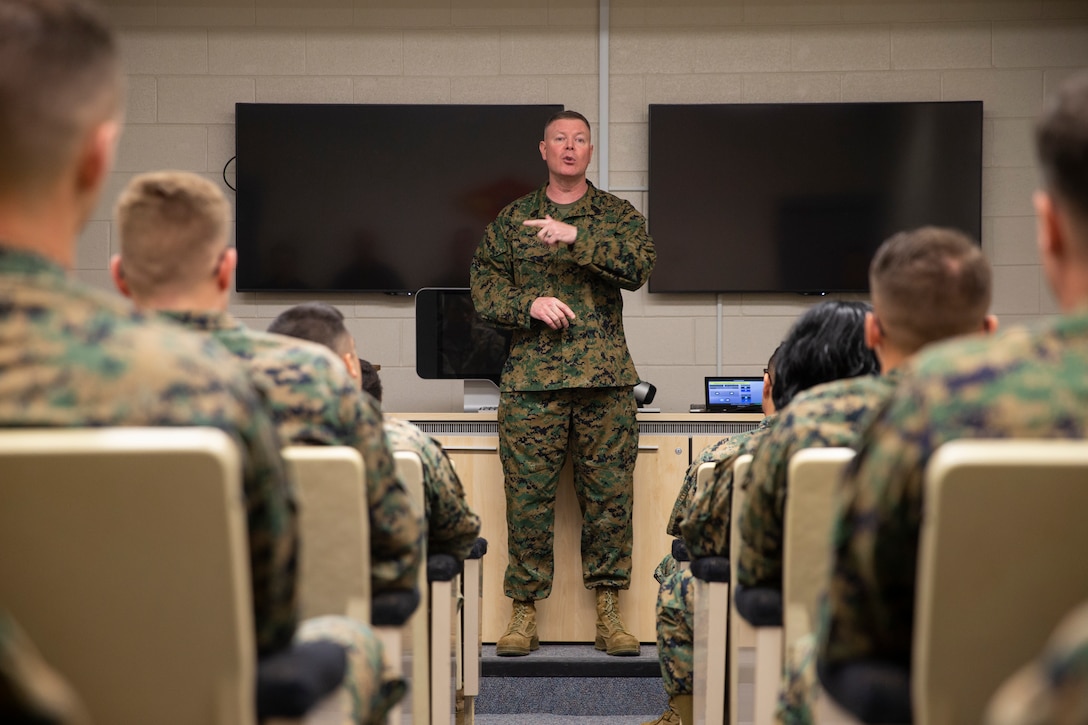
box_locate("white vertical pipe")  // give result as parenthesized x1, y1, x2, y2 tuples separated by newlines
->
(598, 0, 609, 192)
(717, 294, 723, 376)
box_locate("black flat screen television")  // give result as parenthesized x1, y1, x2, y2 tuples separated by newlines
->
(647, 101, 983, 294)
(415, 288, 511, 385)
(234, 103, 562, 294)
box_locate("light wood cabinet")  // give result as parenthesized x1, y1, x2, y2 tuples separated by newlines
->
(408, 413, 761, 644)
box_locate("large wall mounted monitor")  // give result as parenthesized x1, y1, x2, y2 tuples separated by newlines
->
(235, 103, 562, 294)
(647, 101, 984, 294)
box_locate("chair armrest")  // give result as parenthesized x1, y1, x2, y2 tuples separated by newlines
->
(816, 661, 912, 724)
(427, 553, 460, 582)
(256, 641, 347, 720)
(467, 536, 488, 560)
(370, 588, 421, 626)
(671, 538, 690, 563)
(734, 584, 783, 627)
(690, 555, 729, 583)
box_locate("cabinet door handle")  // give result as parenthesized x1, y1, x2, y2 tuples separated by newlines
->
(443, 445, 500, 452)
(637, 445, 659, 452)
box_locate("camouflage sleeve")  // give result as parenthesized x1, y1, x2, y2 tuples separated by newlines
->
(564, 197, 656, 291)
(420, 437, 481, 561)
(679, 450, 741, 559)
(818, 385, 929, 672)
(986, 600, 1088, 725)
(235, 384, 301, 658)
(736, 418, 793, 590)
(470, 212, 535, 330)
(669, 436, 744, 537)
(349, 398, 424, 593)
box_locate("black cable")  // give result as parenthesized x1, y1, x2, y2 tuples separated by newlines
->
(222, 155, 236, 192)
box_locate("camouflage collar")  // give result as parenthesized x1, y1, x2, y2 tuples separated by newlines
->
(533, 180, 603, 221)
(158, 309, 240, 333)
(0, 246, 67, 281)
(883, 366, 905, 383)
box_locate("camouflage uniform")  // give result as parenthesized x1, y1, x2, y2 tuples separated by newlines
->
(655, 417, 778, 584)
(679, 416, 778, 559)
(733, 374, 898, 725)
(986, 599, 1088, 725)
(736, 372, 899, 591)
(296, 616, 407, 725)
(384, 416, 481, 561)
(0, 248, 297, 658)
(819, 315, 1088, 687)
(777, 632, 818, 725)
(654, 419, 778, 697)
(470, 181, 656, 600)
(160, 311, 423, 593)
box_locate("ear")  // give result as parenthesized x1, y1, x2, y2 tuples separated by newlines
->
(1035, 190, 1065, 261)
(539, 139, 547, 160)
(76, 120, 120, 197)
(216, 247, 237, 292)
(109, 254, 131, 298)
(340, 352, 360, 380)
(864, 311, 883, 351)
(982, 314, 999, 334)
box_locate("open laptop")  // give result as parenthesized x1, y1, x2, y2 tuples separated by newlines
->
(704, 376, 765, 413)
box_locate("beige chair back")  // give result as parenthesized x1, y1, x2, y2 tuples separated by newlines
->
(0, 427, 254, 725)
(692, 460, 727, 725)
(283, 446, 370, 624)
(783, 448, 855, 647)
(387, 449, 443, 725)
(728, 454, 755, 725)
(915, 440, 1088, 724)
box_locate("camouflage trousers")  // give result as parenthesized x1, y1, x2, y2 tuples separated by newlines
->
(296, 616, 407, 725)
(498, 386, 637, 600)
(655, 569, 696, 696)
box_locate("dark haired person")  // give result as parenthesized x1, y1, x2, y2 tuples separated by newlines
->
(268, 301, 361, 378)
(818, 70, 1088, 722)
(357, 358, 482, 563)
(737, 228, 994, 722)
(644, 300, 879, 725)
(471, 109, 656, 656)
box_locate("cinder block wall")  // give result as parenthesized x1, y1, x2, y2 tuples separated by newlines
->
(83, 0, 1088, 413)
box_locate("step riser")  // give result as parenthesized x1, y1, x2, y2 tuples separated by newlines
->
(477, 676, 668, 716)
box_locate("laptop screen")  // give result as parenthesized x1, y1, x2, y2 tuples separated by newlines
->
(704, 376, 765, 412)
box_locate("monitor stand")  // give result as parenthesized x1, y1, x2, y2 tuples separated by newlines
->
(463, 379, 500, 413)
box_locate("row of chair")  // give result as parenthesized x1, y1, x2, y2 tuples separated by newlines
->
(690, 440, 1088, 725)
(0, 428, 482, 725)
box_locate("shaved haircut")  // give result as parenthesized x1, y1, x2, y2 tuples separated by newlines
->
(115, 171, 232, 299)
(869, 226, 991, 354)
(0, 0, 122, 194)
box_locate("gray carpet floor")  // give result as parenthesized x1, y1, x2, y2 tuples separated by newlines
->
(476, 642, 666, 717)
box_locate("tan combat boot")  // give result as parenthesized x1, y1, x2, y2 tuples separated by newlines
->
(640, 696, 683, 724)
(495, 599, 538, 656)
(595, 587, 640, 656)
(673, 694, 693, 725)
